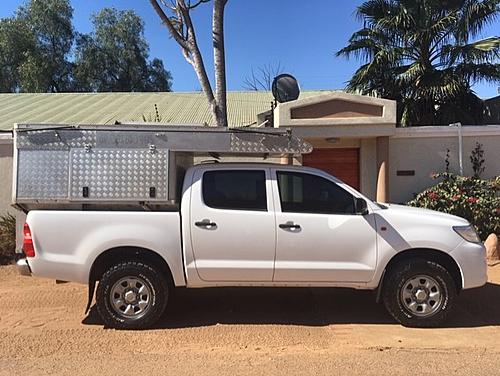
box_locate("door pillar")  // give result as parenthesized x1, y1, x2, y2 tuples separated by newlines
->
(376, 136, 389, 202)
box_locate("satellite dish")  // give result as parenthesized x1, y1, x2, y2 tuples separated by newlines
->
(272, 74, 300, 103)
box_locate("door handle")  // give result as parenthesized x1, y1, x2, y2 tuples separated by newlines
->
(195, 219, 217, 228)
(279, 222, 301, 230)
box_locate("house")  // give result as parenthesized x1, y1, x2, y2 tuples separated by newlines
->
(1, 91, 500, 218)
(485, 95, 500, 124)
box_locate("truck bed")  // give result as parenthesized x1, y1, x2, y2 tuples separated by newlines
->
(26, 210, 185, 285)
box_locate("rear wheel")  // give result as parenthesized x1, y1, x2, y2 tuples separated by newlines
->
(382, 259, 457, 327)
(96, 261, 169, 329)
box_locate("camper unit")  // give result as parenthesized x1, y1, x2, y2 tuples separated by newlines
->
(12, 123, 312, 211)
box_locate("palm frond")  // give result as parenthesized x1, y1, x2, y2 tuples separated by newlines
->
(456, 0, 500, 43)
(336, 37, 380, 61)
(338, 0, 500, 126)
(454, 62, 500, 83)
(356, 0, 396, 24)
(441, 36, 500, 65)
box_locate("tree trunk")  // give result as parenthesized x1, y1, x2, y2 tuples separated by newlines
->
(212, 0, 227, 127)
(149, 0, 228, 127)
(186, 28, 219, 125)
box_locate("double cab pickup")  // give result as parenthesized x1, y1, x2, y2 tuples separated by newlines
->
(17, 163, 487, 328)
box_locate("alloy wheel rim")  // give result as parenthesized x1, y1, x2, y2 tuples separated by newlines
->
(400, 274, 443, 317)
(110, 276, 152, 318)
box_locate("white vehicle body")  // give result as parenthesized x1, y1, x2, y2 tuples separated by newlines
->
(22, 163, 487, 292)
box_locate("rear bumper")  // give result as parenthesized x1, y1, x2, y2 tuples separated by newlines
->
(16, 258, 32, 276)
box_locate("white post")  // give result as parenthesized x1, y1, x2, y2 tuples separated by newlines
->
(449, 122, 463, 175)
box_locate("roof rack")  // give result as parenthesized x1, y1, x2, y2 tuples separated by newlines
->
(14, 123, 312, 155)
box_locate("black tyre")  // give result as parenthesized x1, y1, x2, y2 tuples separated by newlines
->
(96, 261, 169, 329)
(382, 259, 457, 328)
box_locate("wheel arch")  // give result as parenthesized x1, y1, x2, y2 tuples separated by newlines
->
(376, 248, 463, 303)
(85, 246, 174, 313)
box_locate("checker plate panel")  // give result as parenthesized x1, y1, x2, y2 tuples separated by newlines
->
(17, 150, 69, 199)
(70, 149, 169, 200)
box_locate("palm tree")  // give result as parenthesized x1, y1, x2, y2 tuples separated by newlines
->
(337, 0, 500, 126)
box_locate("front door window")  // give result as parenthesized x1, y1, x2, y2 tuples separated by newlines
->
(277, 171, 355, 215)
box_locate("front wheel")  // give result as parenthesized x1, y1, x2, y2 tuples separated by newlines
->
(96, 261, 169, 329)
(382, 259, 457, 327)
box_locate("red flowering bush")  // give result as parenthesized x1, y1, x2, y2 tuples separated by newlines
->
(407, 173, 499, 240)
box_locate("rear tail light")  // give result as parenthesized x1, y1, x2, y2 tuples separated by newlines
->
(23, 223, 35, 257)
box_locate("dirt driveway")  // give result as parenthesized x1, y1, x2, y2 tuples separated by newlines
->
(1, 264, 500, 376)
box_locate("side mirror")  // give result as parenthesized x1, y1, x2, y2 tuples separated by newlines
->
(354, 197, 369, 215)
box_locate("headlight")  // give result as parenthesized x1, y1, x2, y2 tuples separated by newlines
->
(453, 225, 481, 243)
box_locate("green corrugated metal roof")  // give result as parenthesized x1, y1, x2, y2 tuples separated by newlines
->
(0, 91, 335, 130)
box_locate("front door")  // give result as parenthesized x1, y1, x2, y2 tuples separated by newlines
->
(190, 168, 276, 282)
(272, 169, 377, 283)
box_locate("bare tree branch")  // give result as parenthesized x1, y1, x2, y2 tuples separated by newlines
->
(187, 0, 211, 9)
(150, 0, 228, 126)
(243, 62, 284, 91)
(159, 0, 177, 12)
(149, 0, 189, 51)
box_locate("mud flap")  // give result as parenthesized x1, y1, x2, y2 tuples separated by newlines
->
(85, 278, 96, 314)
(375, 269, 386, 303)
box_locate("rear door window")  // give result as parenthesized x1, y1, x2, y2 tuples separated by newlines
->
(202, 170, 267, 211)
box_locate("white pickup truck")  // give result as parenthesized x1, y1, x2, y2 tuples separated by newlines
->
(17, 162, 487, 329)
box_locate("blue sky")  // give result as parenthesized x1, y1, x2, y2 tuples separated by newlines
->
(1, 0, 499, 98)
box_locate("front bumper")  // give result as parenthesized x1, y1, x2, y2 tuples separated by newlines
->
(451, 241, 487, 290)
(16, 258, 32, 276)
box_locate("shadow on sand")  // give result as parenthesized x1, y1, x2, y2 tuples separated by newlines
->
(82, 281, 500, 329)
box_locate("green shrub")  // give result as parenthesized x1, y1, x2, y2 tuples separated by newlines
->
(0, 213, 16, 265)
(407, 173, 500, 241)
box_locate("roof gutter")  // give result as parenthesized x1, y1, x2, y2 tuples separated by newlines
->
(392, 125, 500, 138)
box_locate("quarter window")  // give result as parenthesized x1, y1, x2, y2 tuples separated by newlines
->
(277, 171, 355, 214)
(202, 170, 267, 211)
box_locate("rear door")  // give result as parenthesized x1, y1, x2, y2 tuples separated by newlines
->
(190, 167, 276, 282)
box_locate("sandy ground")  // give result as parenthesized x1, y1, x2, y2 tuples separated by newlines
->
(1, 265, 500, 376)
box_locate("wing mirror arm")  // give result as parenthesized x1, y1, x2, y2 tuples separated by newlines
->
(354, 197, 369, 215)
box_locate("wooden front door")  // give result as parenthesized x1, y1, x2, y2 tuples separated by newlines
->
(302, 148, 360, 190)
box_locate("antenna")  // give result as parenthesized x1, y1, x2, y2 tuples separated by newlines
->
(272, 74, 300, 103)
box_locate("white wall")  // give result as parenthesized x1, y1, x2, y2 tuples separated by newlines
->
(0, 142, 13, 215)
(0, 140, 24, 251)
(389, 127, 500, 203)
